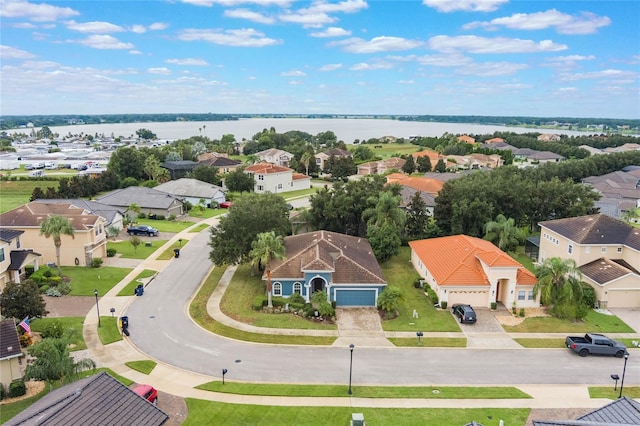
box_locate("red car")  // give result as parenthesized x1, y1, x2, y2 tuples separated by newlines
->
(219, 201, 233, 208)
(133, 384, 158, 406)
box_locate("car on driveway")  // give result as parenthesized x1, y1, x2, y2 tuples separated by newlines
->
(220, 201, 233, 208)
(127, 225, 159, 236)
(133, 384, 158, 406)
(451, 304, 477, 324)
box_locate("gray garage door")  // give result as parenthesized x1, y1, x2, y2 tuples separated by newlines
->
(335, 290, 377, 307)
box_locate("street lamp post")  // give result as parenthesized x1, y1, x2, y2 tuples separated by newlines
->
(619, 353, 629, 398)
(348, 343, 355, 395)
(94, 289, 101, 328)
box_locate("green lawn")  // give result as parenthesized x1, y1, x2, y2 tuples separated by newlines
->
(380, 247, 460, 332)
(0, 179, 59, 213)
(97, 317, 124, 345)
(195, 382, 530, 399)
(588, 386, 640, 399)
(107, 240, 168, 259)
(187, 208, 223, 219)
(125, 360, 157, 375)
(513, 338, 566, 348)
(189, 223, 211, 233)
(135, 218, 195, 232)
(156, 241, 186, 260)
(183, 400, 529, 426)
(220, 263, 337, 330)
(389, 337, 467, 347)
(117, 269, 157, 296)
(190, 265, 336, 345)
(61, 266, 132, 296)
(30, 317, 87, 351)
(502, 309, 634, 333)
(364, 143, 423, 159)
(508, 246, 536, 273)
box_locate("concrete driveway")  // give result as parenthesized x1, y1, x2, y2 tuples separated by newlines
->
(456, 307, 523, 349)
(334, 308, 394, 347)
(608, 308, 640, 333)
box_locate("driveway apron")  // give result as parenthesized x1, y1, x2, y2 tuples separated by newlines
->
(333, 308, 394, 347)
(461, 307, 523, 349)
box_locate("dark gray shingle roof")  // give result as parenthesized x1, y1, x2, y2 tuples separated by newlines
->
(96, 186, 181, 209)
(539, 214, 640, 251)
(0, 319, 22, 361)
(0, 228, 24, 243)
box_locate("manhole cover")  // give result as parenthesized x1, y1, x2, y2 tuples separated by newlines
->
(149, 316, 155, 319)
(235, 359, 242, 363)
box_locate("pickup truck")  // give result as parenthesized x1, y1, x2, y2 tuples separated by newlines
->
(565, 333, 628, 358)
(126, 225, 159, 237)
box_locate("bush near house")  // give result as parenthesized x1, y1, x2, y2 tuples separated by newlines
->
(8, 380, 26, 398)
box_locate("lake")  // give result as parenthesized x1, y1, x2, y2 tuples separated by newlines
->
(9, 118, 596, 142)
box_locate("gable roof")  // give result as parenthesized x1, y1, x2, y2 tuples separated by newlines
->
(0, 228, 24, 243)
(5, 372, 169, 426)
(154, 178, 227, 198)
(409, 235, 536, 286)
(244, 163, 292, 174)
(269, 230, 386, 285)
(0, 202, 102, 230)
(96, 186, 181, 209)
(8, 249, 42, 271)
(579, 257, 639, 285)
(33, 199, 123, 226)
(398, 187, 436, 208)
(0, 319, 22, 361)
(533, 396, 640, 425)
(255, 148, 293, 158)
(161, 160, 198, 171)
(386, 174, 444, 195)
(539, 214, 640, 251)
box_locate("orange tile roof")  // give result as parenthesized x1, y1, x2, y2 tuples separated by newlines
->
(412, 150, 441, 162)
(386, 176, 443, 195)
(244, 163, 292, 174)
(485, 138, 505, 143)
(409, 235, 534, 286)
(292, 173, 311, 181)
(457, 135, 475, 144)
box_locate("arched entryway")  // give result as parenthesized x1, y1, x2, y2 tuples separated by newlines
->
(311, 277, 325, 293)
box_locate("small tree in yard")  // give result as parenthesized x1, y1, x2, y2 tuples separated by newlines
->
(377, 286, 405, 318)
(0, 280, 48, 320)
(249, 231, 286, 308)
(40, 215, 75, 276)
(129, 236, 142, 253)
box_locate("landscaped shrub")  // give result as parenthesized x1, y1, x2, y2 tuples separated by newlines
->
(490, 302, 497, 310)
(48, 276, 62, 286)
(24, 265, 35, 278)
(440, 301, 448, 310)
(42, 320, 64, 339)
(138, 212, 147, 219)
(0, 383, 5, 400)
(253, 296, 266, 310)
(289, 302, 305, 310)
(303, 303, 315, 317)
(9, 380, 26, 398)
(18, 334, 33, 347)
(317, 300, 334, 317)
(289, 293, 305, 304)
(45, 287, 62, 297)
(156, 214, 165, 220)
(519, 308, 525, 317)
(39, 284, 49, 293)
(413, 279, 423, 289)
(168, 214, 176, 221)
(271, 297, 286, 308)
(425, 287, 439, 305)
(91, 258, 103, 268)
(57, 281, 71, 295)
(107, 248, 117, 257)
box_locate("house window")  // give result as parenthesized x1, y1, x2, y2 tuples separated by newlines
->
(528, 291, 534, 300)
(273, 282, 282, 296)
(518, 290, 525, 300)
(601, 247, 606, 253)
(258, 174, 264, 181)
(16, 238, 20, 249)
(257, 185, 264, 191)
(0, 248, 4, 262)
(568, 243, 573, 254)
(277, 183, 282, 190)
(617, 247, 622, 253)
(585, 246, 590, 254)
(293, 282, 302, 294)
(316, 158, 321, 165)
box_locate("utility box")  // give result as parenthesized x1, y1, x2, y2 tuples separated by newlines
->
(351, 413, 365, 426)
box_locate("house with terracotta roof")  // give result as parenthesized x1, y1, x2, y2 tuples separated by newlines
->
(538, 214, 640, 308)
(411, 150, 443, 171)
(0, 319, 23, 389)
(0, 229, 41, 288)
(267, 230, 386, 306)
(357, 157, 406, 175)
(485, 137, 505, 144)
(244, 162, 311, 194)
(409, 235, 538, 309)
(385, 173, 443, 196)
(457, 135, 476, 144)
(0, 202, 107, 268)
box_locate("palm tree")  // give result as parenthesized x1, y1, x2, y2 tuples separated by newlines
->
(483, 214, 525, 252)
(40, 215, 75, 275)
(249, 231, 286, 308)
(300, 152, 312, 176)
(534, 257, 584, 316)
(362, 192, 405, 229)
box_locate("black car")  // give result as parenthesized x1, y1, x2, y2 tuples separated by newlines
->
(126, 225, 159, 236)
(451, 304, 477, 324)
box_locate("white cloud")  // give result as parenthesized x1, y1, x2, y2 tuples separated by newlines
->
(12, 22, 37, 28)
(0, 0, 79, 21)
(288, 80, 303, 85)
(349, 61, 393, 70)
(166, 58, 209, 66)
(130, 25, 147, 34)
(463, 9, 611, 35)
(414, 53, 473, 67)
(455, 61, 528, 76)
(278, 11, 335, 27)
(224, 8, 275, 24)
(305, 0, 368, 14)
(423, 0, 507, 13)
(330, 36, 423, 53)
(310, 26, 351, 38)
(398, 80, 414, 84)
(562, 69, 639, 81)
(319, 63, 342, 71)
(148, 67, 172, 75)
(178, 28, 281, 47)
(77, 35, 134, 50)
(182, 0, 291, 6)
(280, 70, 306, 76)
(549, 55, 596, 62)
(428, 35, 567, 54)
(1, 44, 36, 59)
(65, 20, 125, 34)
(149, 22, 169, 31)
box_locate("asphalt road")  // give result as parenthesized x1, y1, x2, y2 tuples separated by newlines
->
(126, 223, 639, 386)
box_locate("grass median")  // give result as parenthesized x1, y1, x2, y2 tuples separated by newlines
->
(125, 360, 157, 375)
(117, 269, 157, 296)
(502, 309, 634, 333)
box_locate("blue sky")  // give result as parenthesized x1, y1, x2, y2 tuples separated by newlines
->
(1, 0, 638, 118)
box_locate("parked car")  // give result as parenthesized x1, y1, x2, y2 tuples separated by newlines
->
(451, 304, 477, 324)
(132, 384, 158, 406)
(127, 225, 159, 236)
(565, 333, 628, 357)
(220, 201, 233, 208)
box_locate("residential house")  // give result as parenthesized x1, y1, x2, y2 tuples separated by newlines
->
(197, 153, 243, 174)
(0, 319, 23, 390)
(398, 187, 436, 216)
(255, 148, 294, 167)
(0, 229, 41, 288)
(537, 134, 562, 142)
(603, 143, 640, 153)
(582, 170, 640, 220)
(411, 150, 443, 171)
(479, 141, 516, 151)
(485, 137, 505, 144)
(244, 163, 311, 194)
(538, 214, 640, 308)
(457, 135, 475, 144)
(34, 199, 125, 231)
(357, 157, 406, 175)
(386, 173, 443, 196)
(0, 202, 107, 267)
(5, 371, 169, 426)
(161, 160, 198, 180)
(409, 235, 538, 309)
(315, 148, 352, 171)
(533, 396, 640, 425)
(513, 148, 565, 166)
(96, 186, 183, 219)
(267, 230, 387, 307)
(154, 178, 227, 207)
(422, 171, 474, 183)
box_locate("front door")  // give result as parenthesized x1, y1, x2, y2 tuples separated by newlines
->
(311, 277, 325, 293)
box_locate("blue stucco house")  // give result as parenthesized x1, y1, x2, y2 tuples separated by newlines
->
(265, 230, 387, 307)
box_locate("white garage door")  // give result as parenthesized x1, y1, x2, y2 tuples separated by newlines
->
(447, 290, 489, 307)
(607, 290, 640, 308)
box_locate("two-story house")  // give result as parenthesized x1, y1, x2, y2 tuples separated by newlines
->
(315, 148, 352, 171)
(0, 202, 107, 267)
(255, 148, 294, 167)
(0, 229, 41, 289)
(244, 163, 311, 194)
(538, 214, 640, 308)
